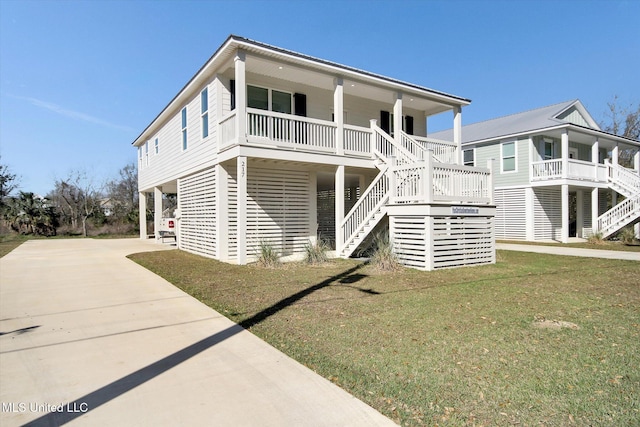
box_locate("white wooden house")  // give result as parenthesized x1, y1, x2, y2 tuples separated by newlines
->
(133, 35, 496, 270)
(431, 100, 640, 242)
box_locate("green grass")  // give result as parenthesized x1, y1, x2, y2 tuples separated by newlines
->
(129, 250, 640, 426)
(0, 233, 30, 257)
(497, 239, 640, 252)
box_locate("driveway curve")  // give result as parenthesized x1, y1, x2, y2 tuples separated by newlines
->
(0, 239, 396, 426)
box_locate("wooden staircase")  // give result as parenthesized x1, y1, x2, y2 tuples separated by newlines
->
(597, 161, 640, 238)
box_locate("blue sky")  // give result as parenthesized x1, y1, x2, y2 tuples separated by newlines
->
(1, 0, 638, 196)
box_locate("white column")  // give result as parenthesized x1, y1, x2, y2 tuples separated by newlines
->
(561, 184, 569, 243)
(154, 186, 163, 240)
(393, 92, 403, 143)
(237, 156, 247, 265)
(576, 190, 584, 238)
(309, 171, 318, 245)
(612, 144, 619, 166)
(592, 137, 599, 180)
(453, 106, 462, 164)
(216, 164, 229, 261)
(634, 150, 640, 173)
(234, 50, 247, 144)
(591, 188, 599, 235)
(525, 187, 535, 241)
(561, 130, 569, 179)
(335, 165, 345, 256)
(138, 191, 147, 239)
(333, 77, 344, 155)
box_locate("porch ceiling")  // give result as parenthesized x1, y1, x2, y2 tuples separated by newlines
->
(243, 53, 456, 116)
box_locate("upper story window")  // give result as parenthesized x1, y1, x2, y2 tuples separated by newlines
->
(463, 149, 475, 166)
(181, 107, 187, 150)
(201, 88, 209, 138)
(542, 139, 554, 160)
(501, 141, 516, 172)
(154, 138, 159, 155)
(247, 85, 291, 113)
(144, 141, 149, 166)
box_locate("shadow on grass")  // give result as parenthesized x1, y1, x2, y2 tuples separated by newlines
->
(24, 264, 365, 426)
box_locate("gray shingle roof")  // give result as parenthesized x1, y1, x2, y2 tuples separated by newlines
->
(430, 100, 579, 143)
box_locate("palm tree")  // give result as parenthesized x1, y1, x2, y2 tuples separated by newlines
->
(4, 192, 57, 236)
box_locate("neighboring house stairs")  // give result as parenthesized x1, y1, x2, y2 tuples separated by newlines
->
(598, 161, 640, 238)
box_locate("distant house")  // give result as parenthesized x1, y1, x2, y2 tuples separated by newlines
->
(431, 100, 640, 242)
(132, 35, 495, 270)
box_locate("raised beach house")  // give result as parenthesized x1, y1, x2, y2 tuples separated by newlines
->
(133, 35, 496, 270)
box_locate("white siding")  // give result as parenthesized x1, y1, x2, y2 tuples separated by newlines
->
(476, 138, 530, 188)
(391, 216, 428, 270)
(178, 167, 217, 258)
(534, 188, 562, 240)
(494, 188, 526, 240)
(138, 79, 218, 191)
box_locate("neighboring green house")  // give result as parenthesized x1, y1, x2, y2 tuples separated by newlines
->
(431, 100, 640, 242)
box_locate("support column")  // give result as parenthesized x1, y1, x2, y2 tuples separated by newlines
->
(612, 144, 619, 166)
(139, 191, 147, 239)
(576, 190, 584, 238)
(453, 106, 462, 165)
(154, 186, 163, 240)
(237, 156, 247, 265)
(591, 188, 599, 235)
(635, 151, 640, 239)
(561, 129, 569, 178)
(393, 92, 403, 143)
(216, 164, 229, 260)
(561, 184, 569, 243)
(335, 165, 345, 256)
(309, 171, 318, 245)
(592, 137, 600, 180)
(234, 50, 247, 144)
(333, 78, 344, 155)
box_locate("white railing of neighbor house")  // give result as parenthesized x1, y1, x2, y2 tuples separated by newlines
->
(246, 108, 336, 152)
(597, 194, 640, 238)
(532, 159, 607, 182)
(219, 111, 237, 147)
(343, 124, 372, 156)
(413, 136, 458, 164)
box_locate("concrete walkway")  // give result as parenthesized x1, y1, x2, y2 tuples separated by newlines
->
(496, 243, 640, 261)
(0, 239, 396, 427)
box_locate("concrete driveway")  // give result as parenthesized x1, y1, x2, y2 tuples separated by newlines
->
(0, 239, 396, 426)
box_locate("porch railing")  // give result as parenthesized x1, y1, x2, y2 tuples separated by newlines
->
(391, 156, 492, 204)
(219, 111, 236, 147)
(247, 108, 336, 152)
(413, 136, 458, 164)
(343, 124, 372, 156)
(531, 159, 607, 182)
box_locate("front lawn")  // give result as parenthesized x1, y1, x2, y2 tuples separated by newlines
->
(129, 250, 640, 426)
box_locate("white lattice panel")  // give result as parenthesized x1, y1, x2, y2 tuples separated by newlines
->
(178, 167, 216, 258)
(534, 188, 561, 241)
(431, 216, 494, 269)
(494, 188, 526, 240)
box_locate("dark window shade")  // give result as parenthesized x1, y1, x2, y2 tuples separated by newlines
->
(230, 80, 236, 111)
(380, 111, 390, 134)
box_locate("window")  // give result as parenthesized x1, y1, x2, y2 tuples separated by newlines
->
(181, 107, 187, 150)
(201, 88, 209, 138)
(502, 141, 516, 172)
(463, 149, 475, 166)
(247, 85, 292, 112)
(543, 139, 554, 160)
(144, 141, 149, 166)
(154, 138, 159, 155)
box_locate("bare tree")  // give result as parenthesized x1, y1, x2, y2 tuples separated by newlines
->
(601, 96, 640, 168)
(105, 162, 138, 222)
(0, 156, 20, 213)
(49, 171, 103, 236)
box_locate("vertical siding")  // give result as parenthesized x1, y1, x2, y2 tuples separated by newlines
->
(557, 107, 590, 127)
(178, 167, 217, 258)
(494, 188, 526, 240)
(534, 188, 562, 240)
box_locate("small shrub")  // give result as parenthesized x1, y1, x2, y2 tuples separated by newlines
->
(304, 239, 329, 264)
(370, 232, 401, 271)
(587, 231, 606, 245)
(619, 227, 638, 245)
(257, 240, 280, 268)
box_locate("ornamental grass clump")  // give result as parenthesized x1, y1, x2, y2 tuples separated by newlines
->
(370, 232, 402, 271)
(587, 231, 606, 245)
(257, 240, 280, 268)
(619, 227, 638, 245)
(303, 239, 329, 265)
